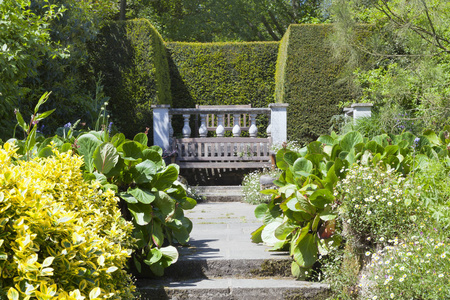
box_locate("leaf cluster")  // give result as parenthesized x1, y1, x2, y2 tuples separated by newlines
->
(252, 128, 450, 278)
(0, 143, 135, 299)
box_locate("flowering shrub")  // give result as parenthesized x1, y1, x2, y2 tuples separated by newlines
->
(0, 143, 135, 299)
(365, 231, 450, 299)
(242, 169, 281, 204)
(336, 164, 425, 242)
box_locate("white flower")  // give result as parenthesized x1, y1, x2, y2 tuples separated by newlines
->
(438, 274, 444, 278)
(365, 251, 371, 256)
(367, 211, 372, 215)
(390, 293, 395, 299)
(387, 202, 392, 206)
(441, 253, 446, 259)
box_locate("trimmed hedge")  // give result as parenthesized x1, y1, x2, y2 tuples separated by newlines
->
(88, 19, 171, 138)
(166, 42, 279, 109)
(275, 24, 352, 144)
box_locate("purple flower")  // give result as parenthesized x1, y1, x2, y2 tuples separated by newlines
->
(414, 137, 420, 144)
(108, 122, 113, 134)
(64, 122, 72, 128)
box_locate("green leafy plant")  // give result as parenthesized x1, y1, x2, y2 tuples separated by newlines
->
(242, 169, 281, 204)
(8, 97, 197, 277)
(252, 129, 450, 278)
(74, 130, 197, 276)
(0, 142, 135, 299)
(364, 230, 450, 299)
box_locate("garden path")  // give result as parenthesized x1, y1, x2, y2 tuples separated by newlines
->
(136, 195, 329, 299)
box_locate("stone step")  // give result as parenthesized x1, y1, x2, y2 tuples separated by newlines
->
(137, 278, 330, 300)
(193, 186, 243, 202)
(135, 257, 292, 280)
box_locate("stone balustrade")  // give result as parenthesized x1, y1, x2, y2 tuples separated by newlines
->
(152, 104, 288, 152)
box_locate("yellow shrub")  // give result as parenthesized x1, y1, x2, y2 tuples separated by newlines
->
(0, 143, 136, 299)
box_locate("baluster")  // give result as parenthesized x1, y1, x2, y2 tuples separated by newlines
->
(266, 114, 272, 139)
(249, 113, 258, 138)
(216, 114, 225, 137)
(199, 114, 208, 137)
(232, 114, 241, 137)
(182, 114, 191, 138)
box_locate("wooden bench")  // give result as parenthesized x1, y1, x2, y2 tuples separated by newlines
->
(167, 104, 276, 170)
(172, 137, 274, 169)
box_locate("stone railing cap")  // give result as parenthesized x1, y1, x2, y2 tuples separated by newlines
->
(351, 103, 373, 108)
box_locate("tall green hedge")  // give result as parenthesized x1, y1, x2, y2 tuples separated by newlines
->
(275, 24, 352, 144)
(166, 42, 279, 109)
(88, 19, 171, 138)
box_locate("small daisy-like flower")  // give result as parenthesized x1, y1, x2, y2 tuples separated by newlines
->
(379, 237, 385, 242)
(390, 293, 395, 299)
(406, 252, 412, 256)
(426, 253, 431, 258)
(387, 202, 392, 206)
(365, 251, 371, 256)
(438, 274, 444, 278)
(399, 277, 404, 282)
(441, 253, 446, 259)
(400, 266, 405, 271)
(367, 211, 372, 215)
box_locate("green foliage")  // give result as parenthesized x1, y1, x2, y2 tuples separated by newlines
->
(7, 100, 196, 277)
(74, 130, 196, 276)
(167, 41, 278, 109)
(17, 0, 119, 136)
(88, 19, 172, 139)
(275, 24, 353, 145)
(329, 0, 450, 132)
(132, 0, 326, 42)
(0, 143, 135, 299)
(0, 0, 65, 139)
(365, 230, 450, 299)
(253, 129, 450, 278)
(337, 164, 425, 242)
(242, 169, 281, 204)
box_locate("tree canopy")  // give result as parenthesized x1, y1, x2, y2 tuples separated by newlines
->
(329, 0, 450, 132)
(130, 0, 326, 42)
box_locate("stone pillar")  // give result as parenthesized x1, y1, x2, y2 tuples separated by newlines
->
(151, 105, 171, 151)
(351, 103, 373, 125)
(269, 103, 289, 145)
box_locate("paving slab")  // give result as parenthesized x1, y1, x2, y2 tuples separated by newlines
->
(181, 202, 289, 260)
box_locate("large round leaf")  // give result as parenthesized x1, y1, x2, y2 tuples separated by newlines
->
(152, 165, 179, 190)
(77, 133, 101, 173)
(93, 142, 119, 174)
(292, 157, 313, 177)
(291, 233, 318, 268)
(128, 202, 152, 226)
(340, 131, 363, 152)
(131, 160, 157, 184)
(134, 132, 149, 147)
(120, 141, 143, 160)
(309, 189, 334, 209)
(154, 191, 176, 218)
(129, 187, 156, 204)
(261, 218, 284, 246)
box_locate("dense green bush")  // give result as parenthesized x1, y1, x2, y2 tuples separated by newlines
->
(88, 19, 172, 139)
(0, 143, 135, 299)
(167, 41, 279, 109)
(275, 24, 352, 145)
